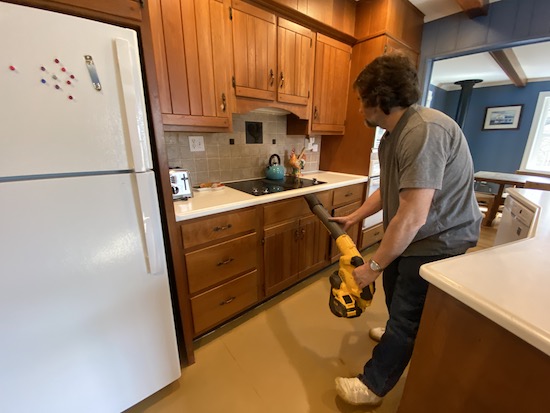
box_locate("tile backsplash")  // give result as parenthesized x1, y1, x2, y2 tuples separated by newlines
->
(165, 113, 322, 185)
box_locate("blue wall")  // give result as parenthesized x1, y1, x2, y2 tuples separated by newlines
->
(420, 0, 550, 173)
(431, 81, 550, 173)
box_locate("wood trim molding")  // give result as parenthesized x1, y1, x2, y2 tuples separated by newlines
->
(455, 0, 489, 19)
(489, 49, 527, 87)
(242, 0, 356, 45)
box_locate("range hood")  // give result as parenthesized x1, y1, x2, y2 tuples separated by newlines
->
(248, 107, 292, 116)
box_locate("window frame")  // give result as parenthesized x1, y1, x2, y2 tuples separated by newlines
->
(520, 91, 550, 173)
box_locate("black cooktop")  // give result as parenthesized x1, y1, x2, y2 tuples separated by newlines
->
(225, 176, 326, 196)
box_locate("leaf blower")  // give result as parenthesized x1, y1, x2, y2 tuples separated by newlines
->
(304, 193, 375, 318)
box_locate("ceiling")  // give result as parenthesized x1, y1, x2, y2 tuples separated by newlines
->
(406, 0, 550, 90)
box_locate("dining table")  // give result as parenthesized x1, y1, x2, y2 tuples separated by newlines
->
(474, 171, 550, 226)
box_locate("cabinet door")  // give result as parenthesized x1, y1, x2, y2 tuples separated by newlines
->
(277, 18, 314, 106)
(149, 0, 231, 129)
(297, 215, 329, 279)
(311, 34, 351, 134)
(231, 0, 277, 101)
(264, 220, 300, 296)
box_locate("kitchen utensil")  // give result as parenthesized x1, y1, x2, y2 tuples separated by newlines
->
(266, 154, 285, 180)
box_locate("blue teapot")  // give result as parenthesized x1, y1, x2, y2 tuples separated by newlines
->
(265, 154, 285, 180)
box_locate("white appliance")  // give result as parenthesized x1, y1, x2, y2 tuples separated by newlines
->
(170, 168, 193, 200)
(362, 127, 385, 230)
(494, 194, 536, 245)
(0, 3, 180, 413)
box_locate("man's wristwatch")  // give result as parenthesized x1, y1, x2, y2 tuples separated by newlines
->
(368, 258, 384, 273)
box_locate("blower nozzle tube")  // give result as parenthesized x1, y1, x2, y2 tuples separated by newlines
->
(304, 194, 345, 240)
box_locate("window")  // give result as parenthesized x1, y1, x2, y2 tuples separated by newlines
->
(521, 91, 550, 173)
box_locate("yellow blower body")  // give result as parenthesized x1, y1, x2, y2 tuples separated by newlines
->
(304, 194, 375, 318)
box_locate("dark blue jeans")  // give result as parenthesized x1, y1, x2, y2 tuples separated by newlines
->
(359, 254, 457, 397)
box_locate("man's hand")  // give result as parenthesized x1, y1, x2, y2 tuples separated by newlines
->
(329, 215, 355, 232)
(352, 264, 381, 289)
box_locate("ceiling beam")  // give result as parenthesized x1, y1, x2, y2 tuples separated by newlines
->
(454, 0, 489, 19)
(489, 49, 528, 87)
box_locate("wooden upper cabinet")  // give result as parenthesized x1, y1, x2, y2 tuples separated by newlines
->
(354, 0, 424, 50)
(311, 34, 351, 134)
(385, 36, 419, 67)
(231, 0, 277, 101)
(149, 0, 232, 130)
(277, 18, 314, 106)
(231, 0, 314, 117)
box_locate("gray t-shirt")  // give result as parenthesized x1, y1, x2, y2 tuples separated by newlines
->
(378, 104, 482, 256)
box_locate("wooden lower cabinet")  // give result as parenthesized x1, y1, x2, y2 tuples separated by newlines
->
(360, 222, 384, 250)
(179, 188, 363, 337)
(185, 233, 257, 294)
(264, 220, 300, 296)
(263, 192, 331, 297)
(180, 207, 261, 336)
(190, 270, 258, 335)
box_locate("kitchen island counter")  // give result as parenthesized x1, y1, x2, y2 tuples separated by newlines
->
(419, 187, 550, 356)
(173, 171, 368, 222)
(398, 188, 550, 412)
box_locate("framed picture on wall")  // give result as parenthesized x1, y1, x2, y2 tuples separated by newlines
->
(482, 105, 523, 130)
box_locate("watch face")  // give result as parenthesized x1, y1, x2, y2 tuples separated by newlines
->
(369, 259, 382, 272)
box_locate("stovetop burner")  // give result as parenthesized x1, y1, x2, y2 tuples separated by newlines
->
(224, 176, 326, 196)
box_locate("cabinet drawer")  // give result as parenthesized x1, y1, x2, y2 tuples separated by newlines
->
(186, 233, 257, 294)
(361, 223, 384, 249)
(264, 190, 331, 226)
(333, 184, 364, 207)
(191, 270, 258, 335)
(181, 208, 257, 249)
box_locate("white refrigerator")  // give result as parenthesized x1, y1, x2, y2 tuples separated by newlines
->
(0, 3, 180, 412)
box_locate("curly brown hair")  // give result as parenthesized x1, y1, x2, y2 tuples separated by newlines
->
(353, 54, 420, 115)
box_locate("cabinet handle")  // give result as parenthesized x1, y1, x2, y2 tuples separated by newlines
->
(221, 93, 227, 112)
(345, 192, 353, 197)
(269, 69, 274, 86)
(279, 71, 285, 88)
(213, 224, 232, 232)
(313, 106, 318, 119)
(216, 258, 234, 266)
(220, 296, 236, 305)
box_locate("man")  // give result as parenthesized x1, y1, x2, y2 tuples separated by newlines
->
(331, 54, 482, 406)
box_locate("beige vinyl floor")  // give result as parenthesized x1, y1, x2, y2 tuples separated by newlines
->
(126, 222, 498, 413)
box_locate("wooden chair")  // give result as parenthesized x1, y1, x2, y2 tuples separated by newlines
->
(524, 181, 550, 190)
(475, 191, 496, 226)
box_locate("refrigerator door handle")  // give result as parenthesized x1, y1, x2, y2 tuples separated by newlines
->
(115, 37, 151, 172)
(135, 173, 166, 275)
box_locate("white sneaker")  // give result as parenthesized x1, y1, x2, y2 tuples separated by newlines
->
(369, 327, 385, 342)
(335, 377, 383, 406)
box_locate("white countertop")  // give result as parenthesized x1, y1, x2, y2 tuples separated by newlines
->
(173, 171, 369, 221)
(420, 187, 550, 356)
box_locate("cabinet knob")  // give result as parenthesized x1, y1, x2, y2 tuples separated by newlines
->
(279, 71, 285, 88)
(313, 106, 318, 119)
(213, 224, 232, 232)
